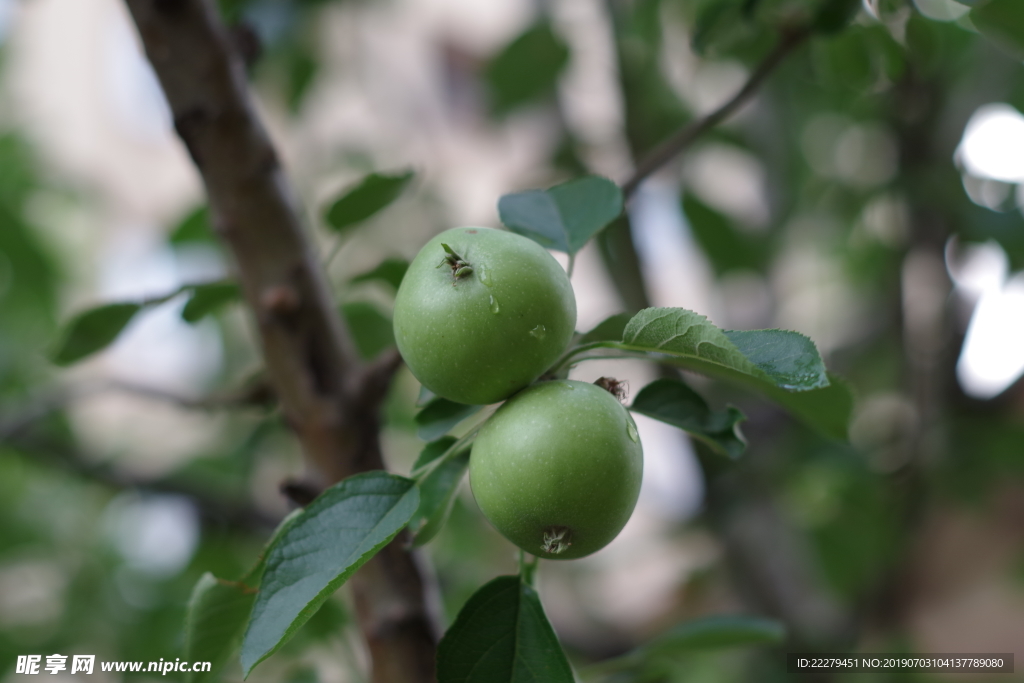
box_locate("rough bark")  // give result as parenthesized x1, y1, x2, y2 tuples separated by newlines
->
(123, 1, 437, 680)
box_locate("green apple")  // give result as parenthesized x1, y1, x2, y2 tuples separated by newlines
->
(469, 380, 643, 559)
(393, 227, 576, 406)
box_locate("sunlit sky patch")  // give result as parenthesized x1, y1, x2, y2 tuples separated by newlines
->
(0, 0, 13, 43)
(957, 269, 1024, 399)
(950, 103, 1024, 399)
(912, 0, 969, 22)
(957, 104, 1024, 183)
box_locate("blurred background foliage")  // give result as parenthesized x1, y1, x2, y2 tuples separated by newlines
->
(0, 0, 1023, 680)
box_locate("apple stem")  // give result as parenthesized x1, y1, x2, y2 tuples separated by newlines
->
(518, 550, 539, 587)
(438, 243, 474, 285)
(594, 377, 628, 402)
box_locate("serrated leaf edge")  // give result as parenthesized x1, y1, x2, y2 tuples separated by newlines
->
(240, 476, 418, 676)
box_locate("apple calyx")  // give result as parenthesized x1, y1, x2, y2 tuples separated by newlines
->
(541, 526, 573, 554)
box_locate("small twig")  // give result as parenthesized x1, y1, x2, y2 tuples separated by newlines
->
(411, 426, 481, 482)
(0, 384, 99, 440)
(550, 340, 621, 375)
(0, 377, 275, 441)
(323, 235, 348, 270)
(5, 430, 277, 530)
(354, 348, 405, 407)
(621, 25, 811, 200)
(135, 278, 233, 308)
(280, 479, 323, 507)
(106, 378, 276, 410)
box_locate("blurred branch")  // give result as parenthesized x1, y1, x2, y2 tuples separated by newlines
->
(0, 382, 279, 534)
(855, 66, 953, 639)
(4, 429, 278, 531)
(596, 217, 652, 313)
(123, 1, 436, 680)
(355, 347, 405, 407)
(712, 488, 852, 645)
(0, 378, 274, 441)
(620, 25, 810, 200)
(596, 2, 853, 662)
(106, 378, 277, 410)
(279, 478, 323, 507)
(0, 385, 94, 441)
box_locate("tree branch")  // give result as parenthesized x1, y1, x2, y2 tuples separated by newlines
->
(598, 2, 854, 661)
(621, 25, 811, 200)
(4, 429, 278, 531)
(106, 378, 277, 410)
(125, 0, 361, 482)
(0, 379, 273, 441)
(122, 1, 436, 680)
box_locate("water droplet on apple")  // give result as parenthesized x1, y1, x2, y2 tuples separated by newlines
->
(626, 421, 639, 443)
(529, 324, 547, 340)
(489, 295, 500, 314)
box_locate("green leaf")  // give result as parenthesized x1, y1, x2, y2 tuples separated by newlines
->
(587, 614, 785, 677)
(722, 329, 829, 391)
(350, 257, 409, 292)
(240, 472, 419, 675)
(813, 24, 878, 93)
(182, 282, 240, 323)
(0, 199, 58, 328)
(409, 439, 471, 546)
(612, 308, 851, 438)
(412, 436, 458, 472)
(415, 398, 482, 441)
(682, 196, 766, 276)
(957, 201, 1024, 271)
(615, 0, 691, 156)
(971, 0, 1024, 60)
(170, 206, 216, 245)
(621, 309, 828, 391)
(692, 0, 746, 55)
(630, 378, 747, 459)
(814, 0, 862, 34)
(51, 303, 142, 366)
(183, 510, 302, 683)
(437, 575, 574, 683)
(485, 22, 570, 114)
(577, 312, 631, 345)
(644, 615, 786, 654)
(498, 176, 624, 254)
(184, 574, 257, 683)
(286, 45, 318, 113)
(761, 371, 854, 442)
(416, 385, 437, 407)
(340, 301, 395, 360)
(323, 171, 414, 234)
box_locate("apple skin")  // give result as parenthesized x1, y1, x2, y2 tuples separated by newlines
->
(393, 227, 576, 406)
(469, 380, 643, 560)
